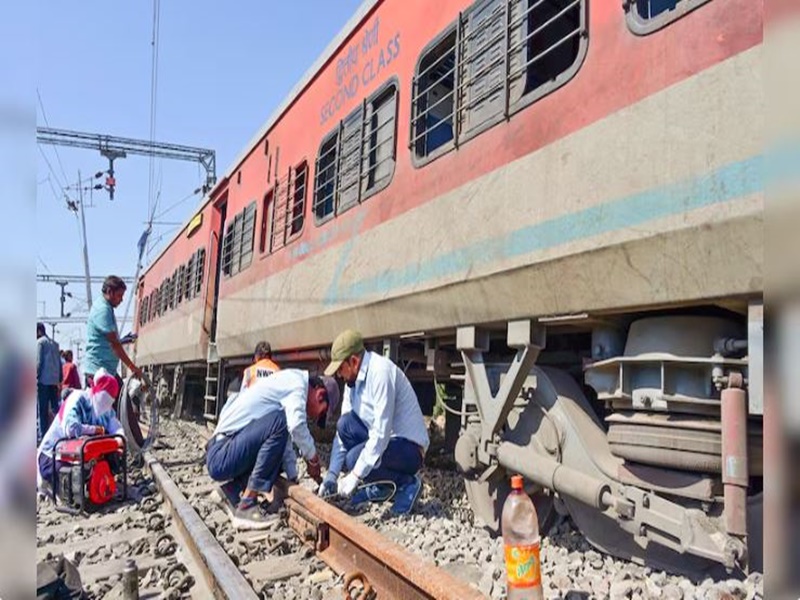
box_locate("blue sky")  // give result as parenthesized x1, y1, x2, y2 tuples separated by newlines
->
(36, 1, 364, 358)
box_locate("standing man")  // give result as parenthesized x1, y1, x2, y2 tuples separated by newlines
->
(84, 275, 143, 388)
(241, 341, 280, 390)
(36, 323, 61, 441)
(61, 350, 81, 392)
(206, 370, 339, 529)
(319, 330, 429, 515)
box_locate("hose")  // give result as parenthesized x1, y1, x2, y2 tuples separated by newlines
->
(119, 373, 159, 455)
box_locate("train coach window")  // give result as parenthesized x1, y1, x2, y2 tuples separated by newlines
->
(260, 189, 275, 253)
(314, 132, 338, 224)
(159, 280, 168, 315)
(138, 296, 148, 326)
(168, 271, 177, 310)
(185, 255, 196, 301)
(314, 80, 399, 223)
(511, 0, 586, 110)
(412, 0, 586, 163)
(230, 213, 243, 275)
(221, 203, 256, 277)
(338, 109, 363, 214)
(240, 203, 256, 270)
(363, 83, 398, 197)
(625, 0, 712, 35)
(194, 247, 205, 296)
(265, 164, 307, 252)
(290, 162, 307, 237)
(148, 291, 156, 321)
(411, 30, 456, 162)
(176, 265, 185, 306)
(166, 276, 174, 312)
(270, 169, 292, 252)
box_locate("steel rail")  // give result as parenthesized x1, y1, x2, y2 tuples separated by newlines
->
(155, 421, 486, 599)
(277, 479, 488, 600)
(144, 452, 259, 600)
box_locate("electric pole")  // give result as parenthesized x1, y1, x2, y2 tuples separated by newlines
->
(55, 280, 72, 318)
(77, 170, 93, 309)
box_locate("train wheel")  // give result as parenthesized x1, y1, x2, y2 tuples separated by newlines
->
(457, 427, 555, 533)
(463, 468, 555, 535)
(120, 374, 159, 455)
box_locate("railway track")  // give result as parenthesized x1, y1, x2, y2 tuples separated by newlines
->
(37, 417, 491, 599)
(36, 417, 765, 599)
(150, 418, 487, 599)
(36, 459, 213, 598)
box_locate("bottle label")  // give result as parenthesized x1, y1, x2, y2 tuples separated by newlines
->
(505, 542, 541, 589)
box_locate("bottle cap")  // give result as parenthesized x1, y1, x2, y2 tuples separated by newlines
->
(511, 474, 524, 490)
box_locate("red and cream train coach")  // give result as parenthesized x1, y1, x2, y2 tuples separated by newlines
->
(136, 0, 765, 576)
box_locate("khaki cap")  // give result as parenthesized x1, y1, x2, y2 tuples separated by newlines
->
(324, 329, 365, 376)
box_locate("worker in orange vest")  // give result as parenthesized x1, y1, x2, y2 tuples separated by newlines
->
(240, 341, 300, 481)
(241, 341, 280, 391)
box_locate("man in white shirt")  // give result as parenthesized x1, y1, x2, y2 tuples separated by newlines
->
(319, 329, 429, 515)
(206, 370, 339, 529)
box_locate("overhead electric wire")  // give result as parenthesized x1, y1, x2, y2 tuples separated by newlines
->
(36, 89, 69, 186)
(38, 145, 67, 203)
(120, 0, 162, 335)
(154, 187, 201, 220)
(147, 0, 162, 221)
(42, 170, 65, 206)
(38, 256, 53, 274)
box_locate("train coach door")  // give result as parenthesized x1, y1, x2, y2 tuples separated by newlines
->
(208, 198, 228, 343)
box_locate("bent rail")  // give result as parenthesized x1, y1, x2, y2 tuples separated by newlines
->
(278, 479, 487, 600)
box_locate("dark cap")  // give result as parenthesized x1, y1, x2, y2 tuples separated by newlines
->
(324, 329, 365, 377)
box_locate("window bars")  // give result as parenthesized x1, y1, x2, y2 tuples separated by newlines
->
(185, 254, 196, 302)
(625, 0, 712, 35)
(193, 247, 205, 296)
(314, 82, 398, 224)
(411, 0, 586, 160)
(222, 203, 256, 277)
(265, 164, 307, 254)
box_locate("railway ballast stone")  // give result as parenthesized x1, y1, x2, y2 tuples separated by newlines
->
(149, 418, 765, 600)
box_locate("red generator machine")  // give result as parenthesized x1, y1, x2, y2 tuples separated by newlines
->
(52, 435, 127, 514)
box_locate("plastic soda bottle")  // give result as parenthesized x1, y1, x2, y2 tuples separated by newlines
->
(502, 474, 543, 599)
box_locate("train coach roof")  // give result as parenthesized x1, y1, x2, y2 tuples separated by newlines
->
(141, 194, 214, 280)
(224, 0, 380, 184)
(143, 0, 379, 279)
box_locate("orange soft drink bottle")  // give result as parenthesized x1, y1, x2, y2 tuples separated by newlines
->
(502, 474, 543, 599)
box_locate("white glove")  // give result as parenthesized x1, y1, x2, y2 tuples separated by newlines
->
(337, 472, 360, 497)
(317, 476, 337, 498)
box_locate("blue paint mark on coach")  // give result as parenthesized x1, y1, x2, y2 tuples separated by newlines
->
(323, 153, 765, 306)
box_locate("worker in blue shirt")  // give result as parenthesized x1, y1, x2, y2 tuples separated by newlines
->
(319, 329, 429, 515)
(206, 370, 339, 529)
(84, 275, 143, 387)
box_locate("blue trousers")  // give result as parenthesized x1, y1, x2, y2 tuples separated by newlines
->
(38, 453, 58, 485)
(206, 411, 288, 494)
(37, 384, 58, 442)
(337, 412, 423, 488)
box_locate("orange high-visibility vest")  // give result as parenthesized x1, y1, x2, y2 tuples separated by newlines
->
(241, 358, 280, 389)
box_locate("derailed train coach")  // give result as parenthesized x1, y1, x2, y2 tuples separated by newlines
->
(135, 0, 765, 577)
